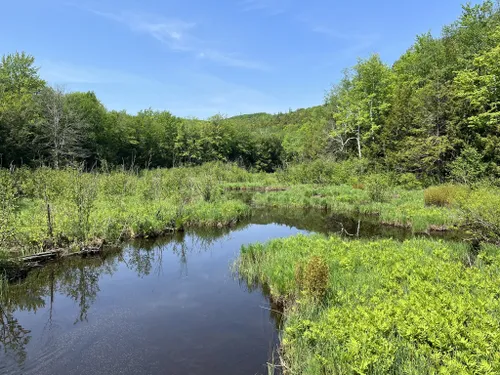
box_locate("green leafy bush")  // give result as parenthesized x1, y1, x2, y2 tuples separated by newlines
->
(364, 173, 393, 202)
(396, 173, 422, 190)
(302, 256, 329, 299)
(455, 184, 500, 244)
(450, 147, 487, 185)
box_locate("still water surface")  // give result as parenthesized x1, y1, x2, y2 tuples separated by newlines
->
(0, 208, 460, 375)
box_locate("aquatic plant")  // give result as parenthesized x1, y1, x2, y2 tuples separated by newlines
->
(424, 184, 468, 207)
(237, 234, 500, 374)
(1, 164, 253, 257)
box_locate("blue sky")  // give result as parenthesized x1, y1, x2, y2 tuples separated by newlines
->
(1, 0, 481, 118)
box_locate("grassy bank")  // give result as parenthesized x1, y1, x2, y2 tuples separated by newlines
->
(237, 235, 500, 374)
(2, 161, 499, 258)
(252, 184, 458, 233)
(0, 163, 253, 258)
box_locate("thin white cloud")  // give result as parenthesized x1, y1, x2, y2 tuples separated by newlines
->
(40, 60, 167, 87)
(197, 50, 269, 70)
(88, 9, 269, 71)
(91, 10, 196, 51)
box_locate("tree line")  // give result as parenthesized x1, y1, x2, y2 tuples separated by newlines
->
(1, 1, 499, 181)
(0, 58, 285, 172)
(324, 1, 500, 182)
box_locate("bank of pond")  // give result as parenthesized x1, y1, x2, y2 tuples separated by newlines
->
(1, 164, 490, 260)
(1, 165, 500, 374)
(0, 206, 497, 374)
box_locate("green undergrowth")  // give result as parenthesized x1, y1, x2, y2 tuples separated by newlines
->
(2, 162, 499, 257)
(0, 163, 252, 257)
(237, 235, 500, 374)
(252, 184, 457, 232)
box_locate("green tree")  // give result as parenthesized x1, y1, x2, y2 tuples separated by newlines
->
(65, 91, 107, 167)
(453, 27, 500, 175)
(0, 52, 45, 166)
(327, 55, 392, 159)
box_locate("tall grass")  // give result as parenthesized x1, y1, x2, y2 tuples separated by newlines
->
(252, 184, 458, 232)
(424, 184, 468, 207)
(3, 163, 253, 256)
(0, 170, 17, 252)
(236, 234, 500, 374)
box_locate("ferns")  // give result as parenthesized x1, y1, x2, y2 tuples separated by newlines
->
(237, 234, 500, 374)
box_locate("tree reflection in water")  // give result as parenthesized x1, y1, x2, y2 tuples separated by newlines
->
(0, 299, 31, 365)
(0, 253, 117, 363)
(0, 227, 231, 365)
(0, 207, 467, 370)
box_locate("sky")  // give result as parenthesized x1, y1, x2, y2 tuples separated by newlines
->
(1, 0, 483, 118)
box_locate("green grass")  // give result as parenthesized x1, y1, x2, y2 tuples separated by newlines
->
(237, 234, 500, 374)
(222, 182, 286, 191)
(2, 163, 498, 257)
(0, 164, 252, 257)
(424, 185, 469, 207)
(252, 184, 458, 232)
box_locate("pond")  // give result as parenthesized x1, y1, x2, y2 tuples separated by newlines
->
(0, 208, 461, 375)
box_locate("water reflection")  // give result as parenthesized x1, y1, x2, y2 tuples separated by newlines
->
(0, 305, 31, 365)
(1, 254, 119, 364)
(1, 225, 288, 374)
(248, 207, 463, 241)
(0, 208, 463, 374)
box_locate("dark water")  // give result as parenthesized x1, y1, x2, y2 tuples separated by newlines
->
(0, 208, 461, 375)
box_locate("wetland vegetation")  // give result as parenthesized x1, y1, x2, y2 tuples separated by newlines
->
(2, 1, 500, 374)
(237, 235, 500, 374)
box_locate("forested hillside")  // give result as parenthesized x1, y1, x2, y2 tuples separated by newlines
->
(1, 1, 499, 181)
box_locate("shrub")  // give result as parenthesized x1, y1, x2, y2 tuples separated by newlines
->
(455, 184, 500, 244)
(69, 170, 98, 241)
(424, 185, 467, 207)
(449, 146, 486, 185)
(364, 173, 393, 202)
(396, 173, 422, 190)
(302, 256, 329, 299)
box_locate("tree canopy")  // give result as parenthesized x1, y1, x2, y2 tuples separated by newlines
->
(1, 1, 499, 181)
